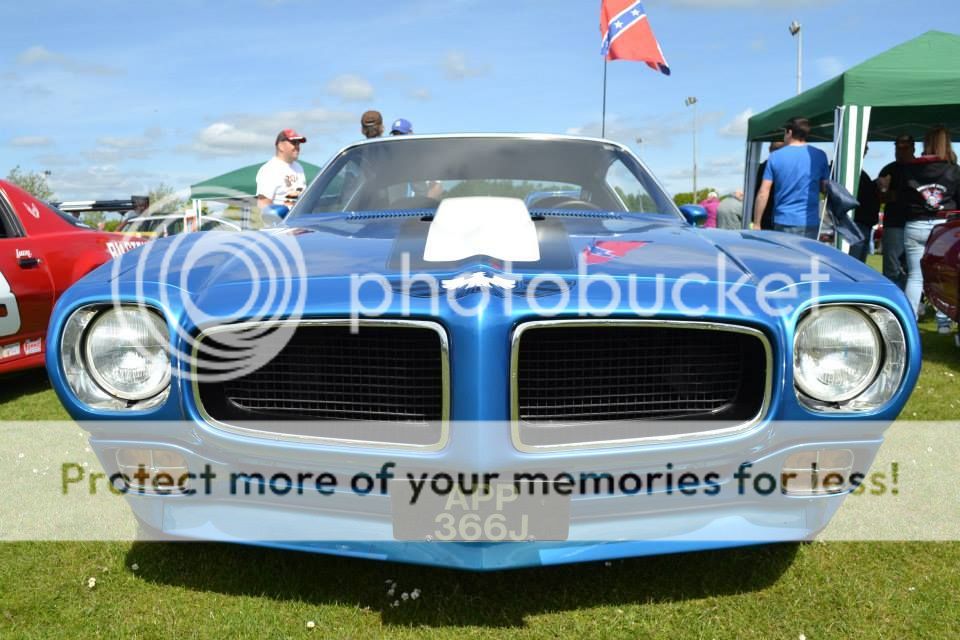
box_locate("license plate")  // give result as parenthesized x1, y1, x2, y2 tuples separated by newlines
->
(391, 480, 570, 541)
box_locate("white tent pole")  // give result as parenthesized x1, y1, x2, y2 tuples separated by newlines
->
(828, 105, 873, 249)
(192, 198, 201, 233)
(742, 141, 763, 229)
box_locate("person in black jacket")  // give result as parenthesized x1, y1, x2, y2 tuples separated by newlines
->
(754, 141, 785, 229)
(848, 146, 881, 262)
(876, 134, 915, 288)
(896, 126, 960, 330)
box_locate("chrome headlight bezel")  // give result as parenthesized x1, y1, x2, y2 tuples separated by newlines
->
(794, 303, 908, 413)
(60, 304, 171, 410)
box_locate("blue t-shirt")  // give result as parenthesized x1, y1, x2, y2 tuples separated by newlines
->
(763, 144, 830, 227)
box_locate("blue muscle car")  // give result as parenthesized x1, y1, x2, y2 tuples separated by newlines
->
(46, 135, 921, 570)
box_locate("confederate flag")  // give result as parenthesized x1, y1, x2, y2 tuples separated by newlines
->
(600, 1, 670, 75)
(582, 239, 648, 265)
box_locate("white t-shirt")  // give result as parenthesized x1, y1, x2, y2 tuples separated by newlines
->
(255, 157, 306, 206)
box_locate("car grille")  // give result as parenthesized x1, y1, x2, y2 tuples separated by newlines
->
(512, 321, 770, 449)
(194, 321, 448, 447)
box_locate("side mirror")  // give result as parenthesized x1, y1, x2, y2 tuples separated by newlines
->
(264, 204, 290, 219)
(679, 204, 707, 227)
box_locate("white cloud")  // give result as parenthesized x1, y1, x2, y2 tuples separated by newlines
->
(442, 51, 488, 80)
(9, 136, 53, 147)
(97, 136, 148, 149)
(2, 69, 54, 99)
(186, 108, 356, 156)
(16, 45, 121, 76)
(816, 56, 846, 79)
(750, 39, 766, 52)
(410, 88, 432, 101)
(718, 108, 754, 138)
(190, 122, 275, 156)
(81, 129, 166, 162)
(660, 153, 746, 195)
(325, 74, 375, 102)
(33, 153, 79, 169)
(47, 165, 191, 201)
(569, 110, 724, 149)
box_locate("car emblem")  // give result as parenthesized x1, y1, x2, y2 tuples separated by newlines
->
(25, 202, 40, 219)
(582, 239, 648, 265)
(441, 272, 519, 292)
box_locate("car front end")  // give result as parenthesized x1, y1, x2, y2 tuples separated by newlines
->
(45, 135, 921, 569)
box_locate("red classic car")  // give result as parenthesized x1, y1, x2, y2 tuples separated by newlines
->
(0, 180, 146, 374)
(921, 214, 960, 334)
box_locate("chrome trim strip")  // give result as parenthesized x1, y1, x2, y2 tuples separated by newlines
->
(191, 318, 450, 452)
(509, 319, 774, 453)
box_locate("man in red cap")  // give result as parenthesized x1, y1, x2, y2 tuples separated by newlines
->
(256, 128, 307, 210)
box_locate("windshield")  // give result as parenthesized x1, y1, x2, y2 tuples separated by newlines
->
(291, 137, 680, 220)
(120, 216, 184, 235)
(44, 202, 92, 229)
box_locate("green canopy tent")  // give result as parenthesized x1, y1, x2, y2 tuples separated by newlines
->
(188, 161, 322, 228)
(189, 161, 322, 201)
(743, 30, 960, 228)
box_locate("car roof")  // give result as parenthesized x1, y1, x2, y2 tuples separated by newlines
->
(337, 132, 631, 153)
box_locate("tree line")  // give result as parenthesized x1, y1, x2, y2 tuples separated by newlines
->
(5, 166, 185, 230)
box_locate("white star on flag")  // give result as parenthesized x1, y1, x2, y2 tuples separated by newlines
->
(632, 9, 640, 16)
(615, 20, 623, 28)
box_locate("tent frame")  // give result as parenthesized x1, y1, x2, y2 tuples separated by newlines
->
(742, 30, 960, 230)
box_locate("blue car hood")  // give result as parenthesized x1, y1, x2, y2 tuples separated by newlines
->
(96, 213, 881, 299)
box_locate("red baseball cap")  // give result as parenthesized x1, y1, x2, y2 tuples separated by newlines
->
(276, 128, 307, 144)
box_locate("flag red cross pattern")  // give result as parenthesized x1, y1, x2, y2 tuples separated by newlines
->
(599, 0, 670, 75)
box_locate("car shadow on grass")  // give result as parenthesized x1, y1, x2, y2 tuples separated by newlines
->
(0, 369, 51, 404)
(127, 541, 798, 628)
(916, 324, 960, 374)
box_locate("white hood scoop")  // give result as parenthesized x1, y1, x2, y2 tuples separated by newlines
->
(423, 197, 541, 263)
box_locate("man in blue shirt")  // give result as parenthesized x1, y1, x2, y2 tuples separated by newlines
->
(752, 117, 830, 239)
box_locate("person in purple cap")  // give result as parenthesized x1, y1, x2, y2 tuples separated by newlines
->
(390, 118, 413, 135)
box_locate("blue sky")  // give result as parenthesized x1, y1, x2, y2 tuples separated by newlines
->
(1, 0, 957, 202)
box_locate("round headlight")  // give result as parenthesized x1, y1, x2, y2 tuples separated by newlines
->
(794, 307, 882, 402)
(83, 307, 170, 401)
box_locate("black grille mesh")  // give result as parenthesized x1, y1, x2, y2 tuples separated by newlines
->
(516, 325, 766, 423)
(198, 325, 444, 424)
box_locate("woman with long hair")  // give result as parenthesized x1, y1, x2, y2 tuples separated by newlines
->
(901, 126, 960, 332)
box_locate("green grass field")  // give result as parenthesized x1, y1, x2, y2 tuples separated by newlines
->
(2, 255, 959, 638)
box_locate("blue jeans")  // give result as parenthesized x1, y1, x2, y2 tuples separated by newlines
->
(904, 218, 949, 325)
(882, 227, 907, 290)
(774, 224, 819, 239)
(847, 222, 875, 262)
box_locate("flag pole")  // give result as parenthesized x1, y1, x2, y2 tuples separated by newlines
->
(601, 57, 608, 138)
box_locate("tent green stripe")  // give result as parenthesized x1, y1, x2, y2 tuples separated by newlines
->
(835, 105, 870, 196)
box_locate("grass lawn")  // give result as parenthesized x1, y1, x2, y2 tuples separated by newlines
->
(1, 254, 958, 638)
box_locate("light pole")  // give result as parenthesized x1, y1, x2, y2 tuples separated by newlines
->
(789, 20, 802, 95)
(685, 96, 698, 201)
